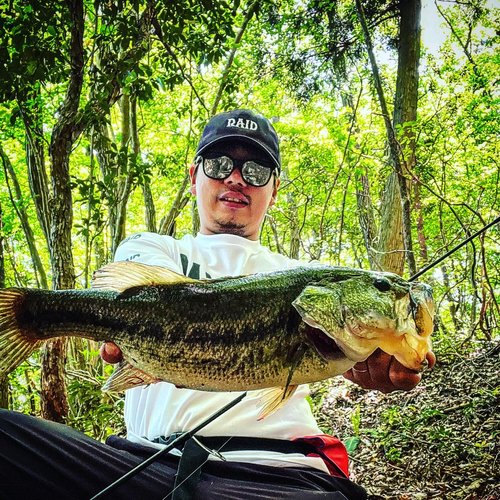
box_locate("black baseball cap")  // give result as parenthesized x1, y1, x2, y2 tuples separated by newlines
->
(196, 109, 281, 173)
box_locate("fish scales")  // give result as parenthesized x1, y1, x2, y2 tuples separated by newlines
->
(0, 262, 435, 415)
(3, 269, 320, 387)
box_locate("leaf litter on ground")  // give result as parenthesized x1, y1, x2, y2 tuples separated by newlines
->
(310, 342, 500, 500)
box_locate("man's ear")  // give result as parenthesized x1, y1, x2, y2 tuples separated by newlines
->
(268, 177, 280, 207)
(189, 164, 197, 196)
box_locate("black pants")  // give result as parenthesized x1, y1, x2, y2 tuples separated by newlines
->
(0, 410, 367, 500)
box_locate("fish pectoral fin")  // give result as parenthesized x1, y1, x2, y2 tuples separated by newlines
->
(255, 385, 299, 421)
(91, 261, 199, 294)
(102, 360, 160, 392)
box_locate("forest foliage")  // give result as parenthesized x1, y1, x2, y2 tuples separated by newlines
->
(0, 0, 499, 435)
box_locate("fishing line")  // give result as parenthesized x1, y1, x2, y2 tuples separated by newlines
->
(160, 436, 234, 500)
(89, 392, 247, 500)
(89, 216, 499, 498)
(409, 214, 500, 282)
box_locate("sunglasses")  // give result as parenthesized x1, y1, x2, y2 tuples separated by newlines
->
(195, 155, 276, 187)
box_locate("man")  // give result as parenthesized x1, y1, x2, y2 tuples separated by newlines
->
(0, 109, 434, 500)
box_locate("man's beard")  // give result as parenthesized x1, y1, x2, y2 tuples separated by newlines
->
(213, 218, 247, 237)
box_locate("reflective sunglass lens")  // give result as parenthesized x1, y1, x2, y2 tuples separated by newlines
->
(200, 156, 274, 187)
(242, 161, 272, 187)
(204, 157, 233, 178)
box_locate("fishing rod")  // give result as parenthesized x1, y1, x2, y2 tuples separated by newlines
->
(408, 214, 500, 282)
(89, 391, 247, 500)
(90, 216, 499, 499)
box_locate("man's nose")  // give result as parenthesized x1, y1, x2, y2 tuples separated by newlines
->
(224, 165, 247, 186)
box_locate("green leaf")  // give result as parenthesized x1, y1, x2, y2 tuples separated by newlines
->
(343, 436, 360, 453)
(47, 26, 57, 36)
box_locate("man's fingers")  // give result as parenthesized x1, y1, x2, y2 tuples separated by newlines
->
(343, 348, 436, 393)
(344, 361, 371, 387)
(100, 342, 123, 364)
(388, 350, 437, 390)
(388, 356, 421, 391)
(426, 350, 437, 369)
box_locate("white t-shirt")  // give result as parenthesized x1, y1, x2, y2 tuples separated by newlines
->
(114, 232, 329, 473)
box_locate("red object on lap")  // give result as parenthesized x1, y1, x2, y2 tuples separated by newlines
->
(295, 434, 349, 478)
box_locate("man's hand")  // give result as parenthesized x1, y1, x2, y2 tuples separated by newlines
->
(343, 348, 436, 393)
(100, 342, 123, 364)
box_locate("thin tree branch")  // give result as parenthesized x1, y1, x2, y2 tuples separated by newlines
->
(210, 1, 259, 117)
(152, 16, 208, 113)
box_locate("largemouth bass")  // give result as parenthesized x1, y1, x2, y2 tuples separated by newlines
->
(0, 262, 434, 418)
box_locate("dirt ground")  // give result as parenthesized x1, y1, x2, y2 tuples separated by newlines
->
(312, 343, 500, 500)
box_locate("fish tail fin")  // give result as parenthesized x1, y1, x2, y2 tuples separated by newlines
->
(0, 288, 41, 376)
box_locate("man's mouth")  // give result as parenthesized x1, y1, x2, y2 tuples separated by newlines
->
(219, 193, 249, 206)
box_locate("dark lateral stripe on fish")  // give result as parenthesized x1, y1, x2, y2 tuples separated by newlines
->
(0, 263, 435, 403)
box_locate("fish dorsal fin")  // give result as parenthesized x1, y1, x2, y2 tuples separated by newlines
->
(255, 385, 299, 421)
(102, 360, 161, 392)
(91, 261, 198, 293)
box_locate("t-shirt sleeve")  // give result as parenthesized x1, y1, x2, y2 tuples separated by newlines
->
(113, 232, 183, 274)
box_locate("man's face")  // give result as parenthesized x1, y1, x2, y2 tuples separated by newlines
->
(190, 141, 279, 240)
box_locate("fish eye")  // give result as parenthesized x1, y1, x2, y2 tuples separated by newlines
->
(373, 278, 391, 292)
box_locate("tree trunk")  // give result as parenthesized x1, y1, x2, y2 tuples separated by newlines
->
(282, 167, 300, 259)
(441, 264, 461, 333)
(13, 0, 154, 421)
(0, 201, 9, 409)
(394, 0, 422, 272)
(356, 169, 379, 269)
(94, 121, 115, 252)
(131, 97, 157, 233)
(93, 113, 129, 258)
(355, 0, 419, 276)
(340, 85, 380, 270)
(0, 376, 8, 410)
(377, 172, 405, 272)
(337, 174, 352, 265)
(266, 215, 285, 256)
(394, 0, 420, 173)
(92, 4, 155, 255)
(24, 95, 51, 246)
(142, 179, 157, 233)
(191, 200, 200, 236)
(158, 180, 190, 236)
(110, 93, 132, 256)
(414, 182, 428, 262)
(40, 0, 85, 422)
(40, 339, 68, 422)
(47, 0, 82, 291)
(1, 146, 48, 289)
(83, 128, 96, 289)
(94, 229, 106, 269)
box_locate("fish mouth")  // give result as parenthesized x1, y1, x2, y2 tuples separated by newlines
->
(303, 324, 346, 361)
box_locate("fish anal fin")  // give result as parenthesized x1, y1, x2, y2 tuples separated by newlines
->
(102, 360, 161, 392)
(91, 261, 199, 293)
(256, 385, 298, 421)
